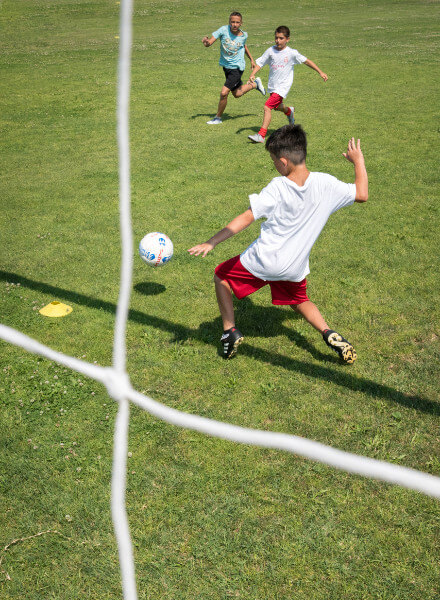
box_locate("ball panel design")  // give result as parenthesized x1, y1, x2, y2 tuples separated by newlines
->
(139, 232, 173, 267)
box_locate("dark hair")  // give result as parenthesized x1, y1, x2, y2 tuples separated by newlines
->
(275, 25, 290, 38)
(229, 12, 242, 19)
(265, 124, 307, 165)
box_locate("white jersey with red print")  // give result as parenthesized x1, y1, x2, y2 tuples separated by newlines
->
(256, 46, 307, 98)
(240, 173, 356, 282)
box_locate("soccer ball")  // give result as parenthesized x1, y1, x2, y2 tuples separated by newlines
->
(139, 232, 173, 267)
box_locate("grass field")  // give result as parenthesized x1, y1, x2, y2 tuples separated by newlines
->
(1, 0, 440, 598)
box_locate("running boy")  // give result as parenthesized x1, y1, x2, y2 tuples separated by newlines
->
(188, 125, 368, 361)
(247, 26, 328, 143)
(203, 12, 266, 125)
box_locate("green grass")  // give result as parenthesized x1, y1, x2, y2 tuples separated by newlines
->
(1, 0, 440, 598)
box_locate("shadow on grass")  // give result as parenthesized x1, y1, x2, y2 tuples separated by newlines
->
(190, 113, 255, 122)
(134, 282, 166, 296)
(1, 269, 438, 416)
(235, 127, 276, 137)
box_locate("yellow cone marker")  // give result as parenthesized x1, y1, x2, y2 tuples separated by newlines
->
(39, 301, 72, 318)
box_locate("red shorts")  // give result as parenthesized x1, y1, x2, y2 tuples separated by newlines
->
(265, 93, 284, 110)
(215, 255, 309, 305)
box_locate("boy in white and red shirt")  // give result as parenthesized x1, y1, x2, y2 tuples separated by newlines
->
(247, 26, 328, 143)
(188, 125, 368, 361)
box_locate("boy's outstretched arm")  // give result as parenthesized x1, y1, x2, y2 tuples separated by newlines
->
(247, 64, 261, 84)
(304, 59, 328, 81)
(343, 138, 368, 202)
(188, 208, 255, 257)
(202, 35, 217, 47)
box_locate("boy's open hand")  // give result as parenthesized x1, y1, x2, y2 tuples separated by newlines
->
(343, 137, 364, 164)
(188, 242, 214, 257)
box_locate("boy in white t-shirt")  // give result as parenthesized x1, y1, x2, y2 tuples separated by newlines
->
(247, 26, 328, 143)
(188, 124, 368, 361)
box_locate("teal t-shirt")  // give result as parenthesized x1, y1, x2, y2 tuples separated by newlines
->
(212, 25, 248, 71)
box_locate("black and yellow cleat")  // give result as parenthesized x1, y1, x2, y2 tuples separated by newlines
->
(322, 329, 357, 364)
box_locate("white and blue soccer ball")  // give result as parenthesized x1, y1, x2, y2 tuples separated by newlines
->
(139, 232, 173, 267)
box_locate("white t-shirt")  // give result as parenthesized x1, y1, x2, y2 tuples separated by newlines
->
(240, 173, 356, 282)
(256, 46, 307, 98)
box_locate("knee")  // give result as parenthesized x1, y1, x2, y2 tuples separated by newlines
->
(220, 90, 230, 100)
(263, 105, 272, 115)
(214, 274, 231, 290)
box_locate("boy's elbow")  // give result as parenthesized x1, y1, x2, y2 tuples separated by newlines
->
(356, 191, 368, 203)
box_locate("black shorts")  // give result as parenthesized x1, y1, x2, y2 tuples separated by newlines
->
(223, 67, 244, 91)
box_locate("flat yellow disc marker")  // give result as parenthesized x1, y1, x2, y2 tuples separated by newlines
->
(39, 301, 73, 318)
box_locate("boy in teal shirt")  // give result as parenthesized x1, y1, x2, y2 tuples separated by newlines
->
(203, 12, 266, 124)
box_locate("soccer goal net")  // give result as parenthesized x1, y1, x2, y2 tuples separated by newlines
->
(1, 2, 439, 599)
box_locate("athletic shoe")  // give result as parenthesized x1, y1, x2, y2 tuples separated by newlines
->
(254, 77, 266, 95)
(322, 329, 357, 364)
(248, 133, 265, 143)
(207, 117, 222, 125)
(221, 328, 244, 359)
(287, 106, 295, 124)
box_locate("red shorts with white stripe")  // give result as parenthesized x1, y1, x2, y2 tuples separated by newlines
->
(215, 255, 309, 305)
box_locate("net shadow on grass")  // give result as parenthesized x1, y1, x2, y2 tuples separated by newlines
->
(1, 269, 439, 417)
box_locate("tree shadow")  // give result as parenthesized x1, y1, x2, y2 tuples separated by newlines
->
(1, 269, 438, 416)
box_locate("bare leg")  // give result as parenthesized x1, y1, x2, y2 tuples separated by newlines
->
(292, 300, 329, 333)
(274, 102, 291, 115)
(215, 86, 232, 118)
(214, 275, 235, 330)
(261, 104, 272, 130)
(231, 81, 256, 98)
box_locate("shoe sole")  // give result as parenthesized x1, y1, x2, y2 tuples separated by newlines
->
(340, 344, 357, 364)
(326, 333, 357, 364)
(224, 336, 244, 359)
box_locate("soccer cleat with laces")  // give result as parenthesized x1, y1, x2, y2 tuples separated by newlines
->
(254, 77, 266, 95)
(322, 329, 357, 364)
(221, 327, 244, 359)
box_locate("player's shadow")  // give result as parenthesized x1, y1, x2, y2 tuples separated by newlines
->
(190, 113, 254, 122)
(1, 268, 439, 417)
(228, 297, 332, 363)
(235, 126, 276, 138)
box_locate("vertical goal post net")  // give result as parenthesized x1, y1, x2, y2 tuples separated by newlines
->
(1, 1, 439, 599)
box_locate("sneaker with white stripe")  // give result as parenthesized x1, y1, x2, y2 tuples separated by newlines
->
(221, 328, 244, 359)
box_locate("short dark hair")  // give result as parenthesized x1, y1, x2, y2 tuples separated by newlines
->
(229, 12, 242, 20)
(275, 25, 290, 38)
(265, 124, 307, 165)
